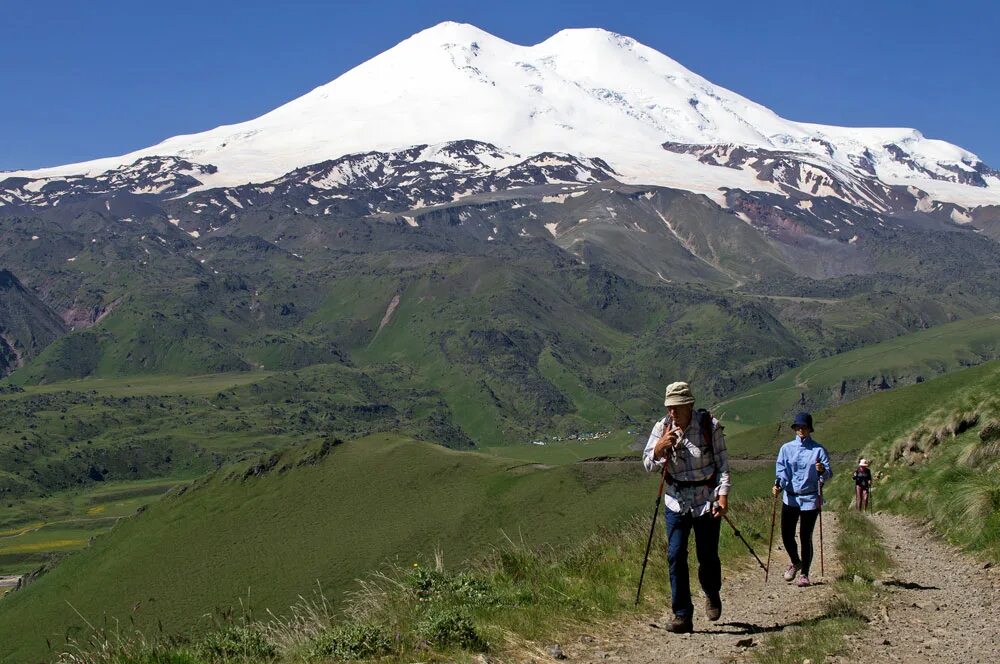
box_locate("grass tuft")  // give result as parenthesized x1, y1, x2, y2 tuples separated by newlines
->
(836, 509, 892, 581)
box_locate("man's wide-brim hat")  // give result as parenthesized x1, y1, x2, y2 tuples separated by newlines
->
(859, 458, 869, 467)
(664, 381, 695, 407)
(791, 412, 814, 430)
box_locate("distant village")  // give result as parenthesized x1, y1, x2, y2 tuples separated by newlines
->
(530, 430, 612, 445)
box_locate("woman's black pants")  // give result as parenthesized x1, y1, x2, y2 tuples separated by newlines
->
(781, 502, 820, 577)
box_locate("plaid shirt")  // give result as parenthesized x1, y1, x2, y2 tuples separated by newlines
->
(642, 415, 731, 516)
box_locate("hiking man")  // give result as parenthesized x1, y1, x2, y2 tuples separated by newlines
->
(853, 458, 872, 511)
(772, 412, 832, 587)
(642, 381, 731, 633)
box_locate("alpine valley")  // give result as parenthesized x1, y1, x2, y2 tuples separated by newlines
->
(3, 20, 1000, 663)
(2, 19, 1000, 459)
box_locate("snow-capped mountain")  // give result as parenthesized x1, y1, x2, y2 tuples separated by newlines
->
(6, 21, 999, 212)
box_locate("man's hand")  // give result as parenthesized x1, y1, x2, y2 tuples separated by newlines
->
(653, 426, 680, 460)
(712, 494, 728, 518)
(815, 461, 826, 474)
(772, 484, 781, 497)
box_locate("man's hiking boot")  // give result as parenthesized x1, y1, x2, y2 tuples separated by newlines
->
(666, 614, 693, 633)
(797, 575, 811, 587)
(705, 593, 722, 621)
(783, 563, 799, 582)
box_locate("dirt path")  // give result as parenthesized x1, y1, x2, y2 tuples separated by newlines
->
(840, 513, 1000, 663)
(555, 514, 843, 663)
(546, 512, 1000, 663)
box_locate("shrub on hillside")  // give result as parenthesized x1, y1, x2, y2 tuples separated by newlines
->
(405, 566, 527, 608)
(307, 623, 394, 660)
(197, 625, 277, 661)
(415, 608, 486, 651)
(873, 392, 1000, 562)
(448, 573, 512, 608)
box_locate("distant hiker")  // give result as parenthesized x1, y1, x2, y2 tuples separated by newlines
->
(642, 381, 731, 633)
(772, 412, 832, 588)
(853, 458, 872, 511)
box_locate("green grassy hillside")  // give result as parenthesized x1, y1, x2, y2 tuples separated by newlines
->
(714, 313, 1000, 428)
(726, 360, 1000, 465)
(856, 365, 1000, 562)
(7, 361, 999, 662)
(0, 435, 658, 663)
(0, 363, 481, 501)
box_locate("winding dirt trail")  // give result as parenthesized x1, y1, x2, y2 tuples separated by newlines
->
(534, 512, 1000, 663)
(840, 513, 1000, 663)
(552, 514, 843, 663)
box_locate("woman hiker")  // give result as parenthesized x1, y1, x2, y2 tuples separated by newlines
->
(853, 458, 872, 511)
(772, 412, 832, 588)
(643, 381, 731, 633)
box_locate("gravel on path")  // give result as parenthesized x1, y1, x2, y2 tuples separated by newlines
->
(840, 512, 1000, 664)
(544, 512, 1000, 664)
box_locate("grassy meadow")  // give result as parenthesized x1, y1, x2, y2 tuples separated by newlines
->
(0, 435, 653, 662)
(23, 460, 778, 664)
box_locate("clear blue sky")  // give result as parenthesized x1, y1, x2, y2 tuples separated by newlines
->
(3, 0, 998, 171)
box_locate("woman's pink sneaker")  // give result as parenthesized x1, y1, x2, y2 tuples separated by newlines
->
(797, 575, 811, 587)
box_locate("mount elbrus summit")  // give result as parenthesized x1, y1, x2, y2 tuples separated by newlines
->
(2, 22, 999, 438)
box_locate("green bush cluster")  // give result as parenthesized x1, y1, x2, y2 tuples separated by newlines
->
(307, 623, 394, 661)
(405, 566, 530, 609)
(196, 625, 277, 661)
(415, 608, 487, 651)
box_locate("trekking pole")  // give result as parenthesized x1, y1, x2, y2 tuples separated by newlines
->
(818, 479, 825, 578)
(635, 462, 669, 606)
(765, 480, 779, 583)
(723, 514, 767, 573)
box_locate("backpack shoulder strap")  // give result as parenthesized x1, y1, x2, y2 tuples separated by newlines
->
(696, 408, 721, 487)
(696, 408, 714, 447)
